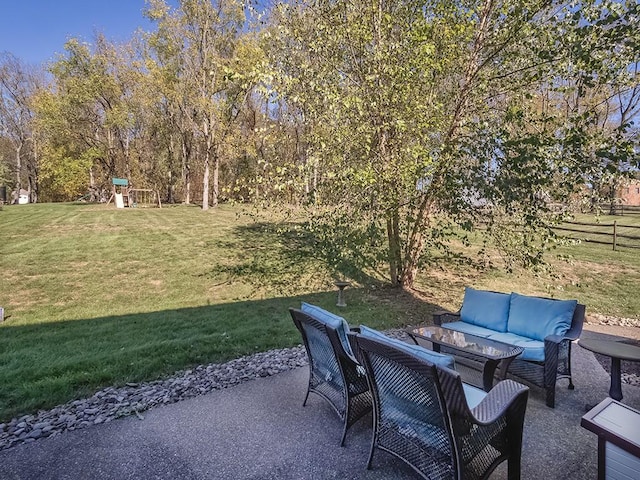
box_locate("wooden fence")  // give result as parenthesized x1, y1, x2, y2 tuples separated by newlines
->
(554, 221, 640, 250)
(596, 204, 640, 216)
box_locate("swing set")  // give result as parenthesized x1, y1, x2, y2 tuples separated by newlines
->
(107, 178, 162, 208)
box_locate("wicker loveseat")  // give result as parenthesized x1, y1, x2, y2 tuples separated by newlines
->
(434, 287, 585, 408)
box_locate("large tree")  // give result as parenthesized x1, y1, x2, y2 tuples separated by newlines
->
(146, 0, 251, 210)
(37, 37, 144, 200)
(270, 0, 639, 287)
(0, 52, 42, 202)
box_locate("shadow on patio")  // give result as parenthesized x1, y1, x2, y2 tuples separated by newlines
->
(0, 324, 638, 480)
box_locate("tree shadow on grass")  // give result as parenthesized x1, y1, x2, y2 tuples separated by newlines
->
(0, 289, 444, 423)
(205, 221, 384, 293)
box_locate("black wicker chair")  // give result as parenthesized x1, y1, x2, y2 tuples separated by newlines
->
(351, 332, 529, 480)
(289, 308, 372, 446)
(434, 303, 585, 408)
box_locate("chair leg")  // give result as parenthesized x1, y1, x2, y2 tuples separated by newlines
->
(507, 456, 521, 480)
(567, 343, 575, 390)
(366, 444, 375, 470)
(340, 398, 348, 447)
(545, 386, 555, 408)
(366, 414, 379, 470)
(543, 344, 559, 408)
(340, 423, 348, 447)
(506, 391, 528, 480)
(302, 386, 311, 407)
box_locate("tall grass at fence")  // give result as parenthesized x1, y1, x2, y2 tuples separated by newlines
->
(554, 214, 640, 250)
(414, 213, 640, 320)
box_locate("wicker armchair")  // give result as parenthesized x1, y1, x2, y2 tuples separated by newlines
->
(434, 303, 585, 408)
(289, 308, 372, 446)
(351, 333, 529, 480)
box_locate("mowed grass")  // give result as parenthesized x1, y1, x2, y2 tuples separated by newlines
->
(1, 204, 638, 422)
(0, 203, 434, 421)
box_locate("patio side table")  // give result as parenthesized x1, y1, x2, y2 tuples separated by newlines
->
(581, 397, 640, 480)
(578, 339, 640, 401)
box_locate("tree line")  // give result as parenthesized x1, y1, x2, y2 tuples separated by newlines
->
(1, 0, 638, 287)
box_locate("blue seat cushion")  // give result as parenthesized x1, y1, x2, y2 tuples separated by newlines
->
(440, 321, 496, 339)
(487, 332, 545, 362)
(301, 302, 353, 356)
(507, 293, 577, 342)
(383, 404, 449, 449)
(460, 287, 511, 333)
(462, 383, 487, 409)
(444, 322, 544, 362)
(359, 325, 455, 369)
(382, 381, 486, 429)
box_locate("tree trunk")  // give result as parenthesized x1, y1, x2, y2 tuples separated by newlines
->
(401, 196, 434, 289)
(123, 134, 132, 181)
(29, 135, 39, 203)
(397, 1, 492, 289)
(167, 136, 175, 204)
(28, 174, 37, 204)
(401, 231, 423, 289)
(386, 210, 402, 287)
(202, 149, 210, 211)
(14, 143, 22, 194)
(212, 150, 219, 207)
(609, 178, 618, 215)
(167, 170, 174, 204)
(89, 168, 97, 202)
(182, 137, 191, 204)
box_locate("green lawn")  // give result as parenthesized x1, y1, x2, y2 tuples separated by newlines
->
(0, 203, 431, 421)
(0, 203, 638, 422)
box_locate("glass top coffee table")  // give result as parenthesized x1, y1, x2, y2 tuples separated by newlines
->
(407, 326, 524, 392)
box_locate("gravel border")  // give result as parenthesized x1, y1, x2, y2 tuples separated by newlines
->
(0, 346, 308, 451)
(586, 313, 640, 329)
(0, 328, 411, 452)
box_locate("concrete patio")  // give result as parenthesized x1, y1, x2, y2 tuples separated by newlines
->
(1, 324, 639, 480)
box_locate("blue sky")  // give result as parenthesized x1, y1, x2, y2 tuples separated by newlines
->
(0, 1, 159, 65)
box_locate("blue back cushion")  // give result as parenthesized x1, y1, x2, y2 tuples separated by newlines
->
(507, 293, 577, 342)
(301, 302, 353, 356)
(359, 325, 455, 369)
(460, 287, 511, 333)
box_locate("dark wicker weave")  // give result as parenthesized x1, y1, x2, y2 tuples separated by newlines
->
(434, 303, 585, 408)
(289, 308, 372, 446)
(352, 333, 529, 480)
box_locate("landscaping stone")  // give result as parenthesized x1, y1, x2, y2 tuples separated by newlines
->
(587, 313, 640, 329)
(0, 345, 309, 451)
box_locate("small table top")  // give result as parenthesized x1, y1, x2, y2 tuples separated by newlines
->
(581, 397, 640, 457)
(578, 339, 640, 362)
(408, 325, 524, 360)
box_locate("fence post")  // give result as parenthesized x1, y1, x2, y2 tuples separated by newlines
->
(613, 221, 617, 251)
